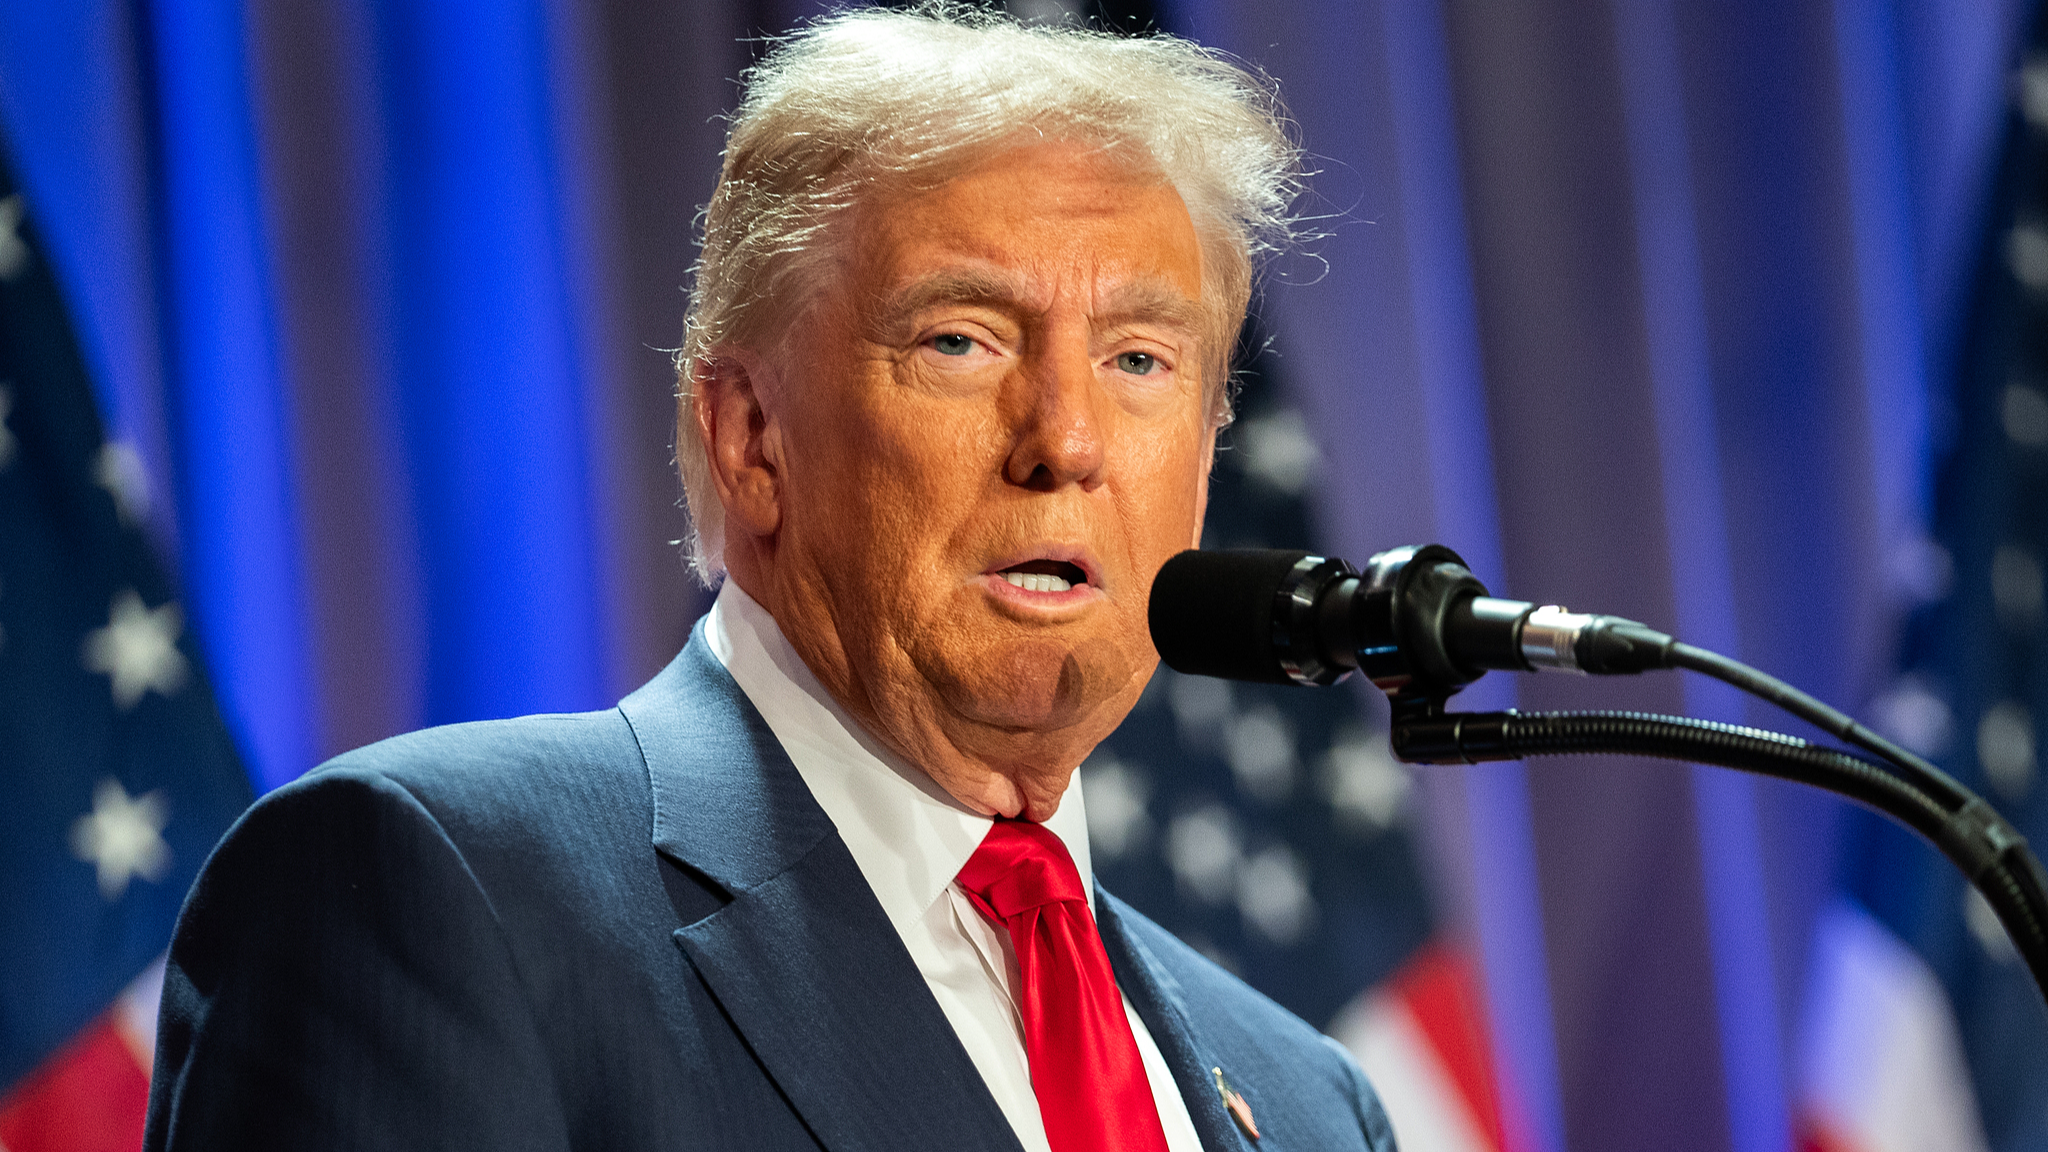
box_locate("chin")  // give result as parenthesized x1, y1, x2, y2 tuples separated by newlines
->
(955, 683, 1144, 789)
(940, 631, 1142, 730)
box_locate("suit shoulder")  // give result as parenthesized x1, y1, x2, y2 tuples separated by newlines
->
(198, 705, 672, 963)
(309, 708, 640, 812)
(318, 707, 637, 784)
(228, 708, 654, 885)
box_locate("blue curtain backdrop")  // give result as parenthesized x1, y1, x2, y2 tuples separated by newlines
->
(0, 0, 2038, 1148)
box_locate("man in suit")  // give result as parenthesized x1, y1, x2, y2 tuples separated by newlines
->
(146, 9, 1398, 1150)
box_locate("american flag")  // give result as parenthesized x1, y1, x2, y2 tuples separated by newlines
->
(1806, 27, 2048, 1152)
(0, 153, 252, 1149)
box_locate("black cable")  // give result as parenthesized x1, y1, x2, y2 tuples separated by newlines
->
(1666, 642, 1974, 811)
(1389, 706, 2048, 1003)
(1660, 644, 2048, 992)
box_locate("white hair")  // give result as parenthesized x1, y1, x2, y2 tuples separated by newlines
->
(675, 4, 1303, 583)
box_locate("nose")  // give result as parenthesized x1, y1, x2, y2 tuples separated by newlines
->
(1003, 332, 1108, 491)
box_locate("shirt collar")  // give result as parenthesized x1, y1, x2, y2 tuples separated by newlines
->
(704, 580, 1093, 936)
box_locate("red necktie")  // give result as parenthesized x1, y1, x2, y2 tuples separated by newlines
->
(957, 820, 1172, 1152)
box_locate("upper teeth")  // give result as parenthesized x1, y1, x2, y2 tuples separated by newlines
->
(1004, 571, 1073, 593)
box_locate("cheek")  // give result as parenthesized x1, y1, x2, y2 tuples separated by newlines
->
(785, 397, 1007, 633)
(859, 412, 998, 546)
(1120, 420, 1211, 544)
(795, 383, 989, 518)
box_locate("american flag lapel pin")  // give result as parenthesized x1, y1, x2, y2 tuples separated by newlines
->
(1212, 1066, 1259, 1140)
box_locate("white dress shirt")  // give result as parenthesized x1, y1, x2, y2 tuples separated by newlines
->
(706, 581, 1203, 1152)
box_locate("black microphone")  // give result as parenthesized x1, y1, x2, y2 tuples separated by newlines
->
(1148, 546, 1678, 700)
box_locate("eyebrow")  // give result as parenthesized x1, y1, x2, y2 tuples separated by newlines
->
(867, 269, 1028, 335)
(867, 267, 1208, 340)
(1093, 282, 1208, 337)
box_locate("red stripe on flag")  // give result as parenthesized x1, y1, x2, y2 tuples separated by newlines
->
(1385, 940, 1509, 1151)
(0, 1014, 150, 1152)
(1795, 1117, 1864, 1152)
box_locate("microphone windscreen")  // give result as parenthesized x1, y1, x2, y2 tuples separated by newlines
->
(1148, 549, 1309, 685)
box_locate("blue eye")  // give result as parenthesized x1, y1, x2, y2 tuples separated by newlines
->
(1116, 351, 1157, 376)
(932, 333, 975, 356)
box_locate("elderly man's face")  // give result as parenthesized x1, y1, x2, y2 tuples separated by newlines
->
(703, 140, 1216, 821)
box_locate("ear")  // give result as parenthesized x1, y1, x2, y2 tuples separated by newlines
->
(693, 349, 784, 541)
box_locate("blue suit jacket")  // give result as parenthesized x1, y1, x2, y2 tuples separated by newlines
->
(145, 626, 1396, 1151)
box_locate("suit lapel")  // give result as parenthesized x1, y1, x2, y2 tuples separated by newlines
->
(1096, 891, 1255, 1152)
(621, 628, 1022, 1152)
(676, 836, 1023, 1152)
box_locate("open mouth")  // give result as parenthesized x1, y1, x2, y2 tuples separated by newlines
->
(994, 559, 1089, 594)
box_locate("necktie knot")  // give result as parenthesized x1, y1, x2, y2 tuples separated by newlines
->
(957, 819, 1088, 919)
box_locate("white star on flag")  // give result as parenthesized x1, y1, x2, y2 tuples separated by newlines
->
(1081, 752, 1153, 859)
(1322, 728, 1413, 833)
(83, 589, 190, 709)
(70, 778, 172, 901)
(1236, 406, 1322, 495)
(1167, 804, 1244, 905)
(95, 440, 151, 524)
(1238, 844, 1315, 945)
